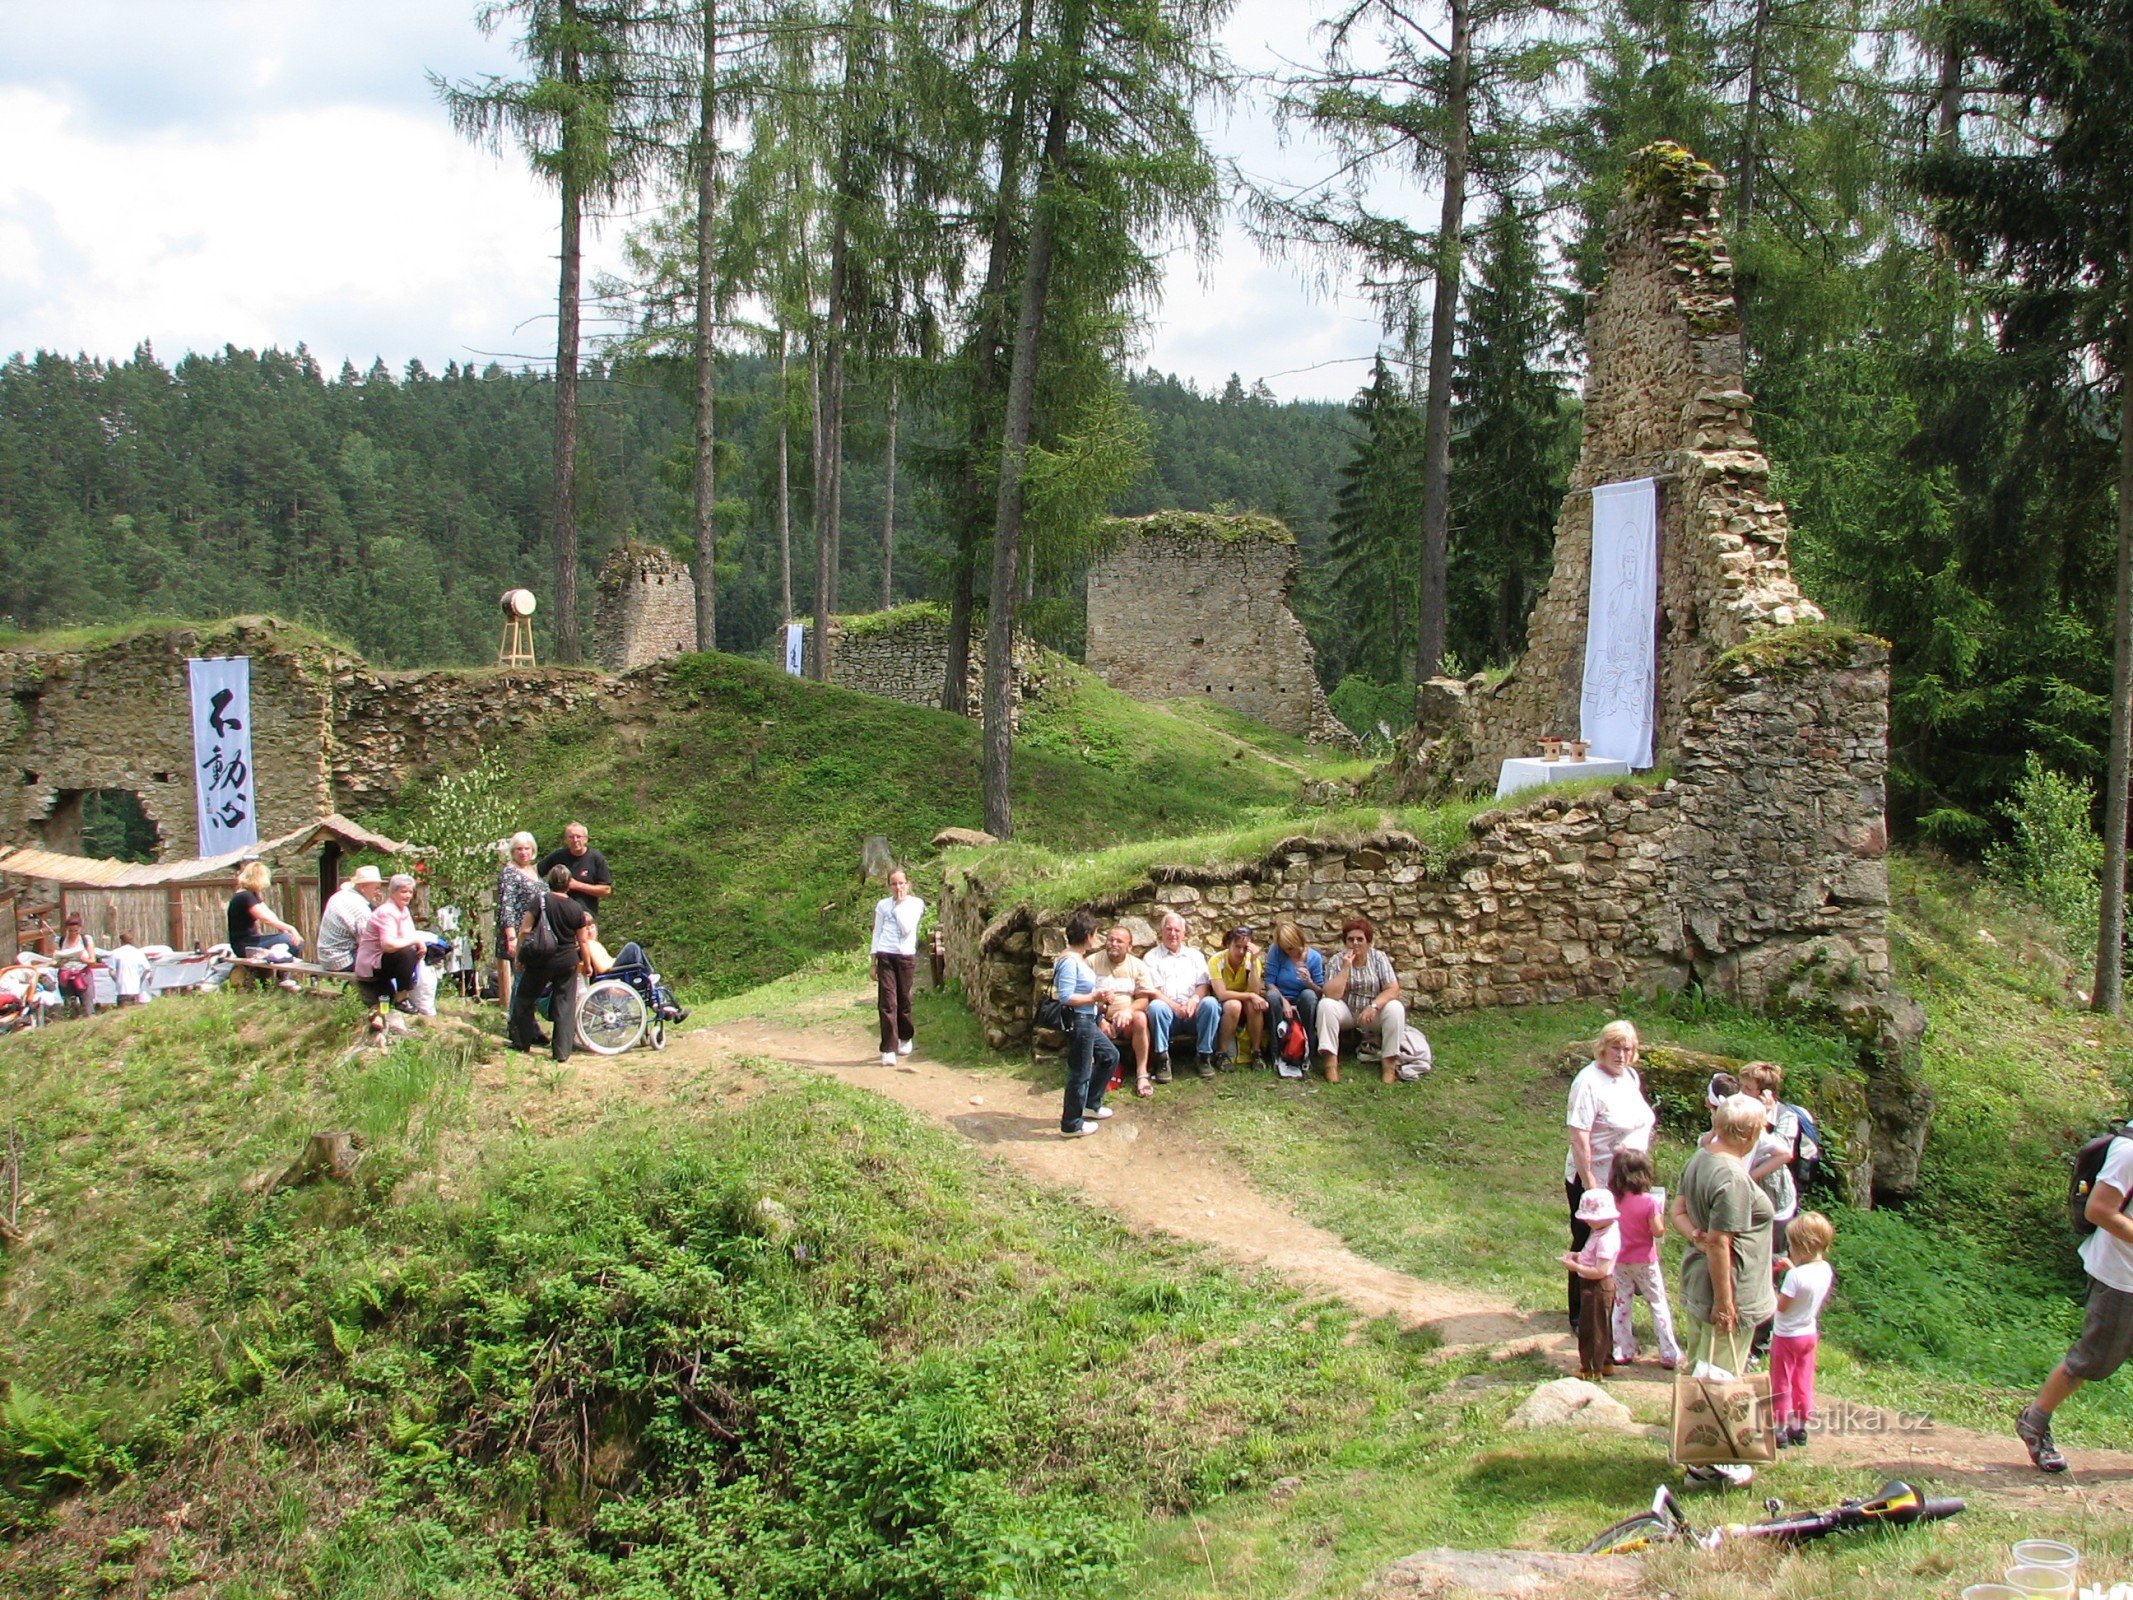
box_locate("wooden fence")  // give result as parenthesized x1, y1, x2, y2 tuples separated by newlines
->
(62, 884, 321, 952)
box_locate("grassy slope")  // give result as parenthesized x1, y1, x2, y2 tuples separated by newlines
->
(0, 992, 1431, 1598)
(912, 846, 2133, 1444)
(423, 653, 1348, 1000)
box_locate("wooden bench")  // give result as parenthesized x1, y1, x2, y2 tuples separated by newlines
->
(229, 958, 365, 993)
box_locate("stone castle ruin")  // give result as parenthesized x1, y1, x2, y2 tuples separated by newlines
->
(790, 605, 1040, 720)
(594, 543, 698, 673)
(942, 145, 1929, 1200)
(1085, 511, 1357, 748)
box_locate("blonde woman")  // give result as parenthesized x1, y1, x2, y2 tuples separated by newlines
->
(227, 861, 304, 988)
(494, 831, 543, 1013)
(1563, 1019, 1655, 1328)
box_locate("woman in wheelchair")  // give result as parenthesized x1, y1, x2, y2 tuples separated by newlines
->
(583, 936, 686, 1023)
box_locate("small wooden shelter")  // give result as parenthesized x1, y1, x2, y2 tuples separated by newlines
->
(0, 814, 414, 952)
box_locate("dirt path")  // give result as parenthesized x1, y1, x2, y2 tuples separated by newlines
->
(680, 995, 2133, 1511)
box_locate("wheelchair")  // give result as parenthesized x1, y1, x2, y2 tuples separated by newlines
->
(574, 957, 678, 1056)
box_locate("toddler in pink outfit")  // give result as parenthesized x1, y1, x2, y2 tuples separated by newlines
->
(1607, 1149, 1681, 1368)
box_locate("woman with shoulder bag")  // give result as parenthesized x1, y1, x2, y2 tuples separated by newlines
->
(510, 864, 592, 1061)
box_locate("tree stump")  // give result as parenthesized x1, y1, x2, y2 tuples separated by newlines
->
(273, 1131, 360, 1192)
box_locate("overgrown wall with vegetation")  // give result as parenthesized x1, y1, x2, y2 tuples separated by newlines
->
(946, 623, 1925, 1199)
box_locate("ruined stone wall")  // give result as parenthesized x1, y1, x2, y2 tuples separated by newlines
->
(793, 606, 1043, 724)
(327, 663, 612, 816)
(1085, 512, 1357, 748)
(943, 625, 1924, 1197)
(0, 621, 335, 859)
(1448, 143, 1822, 786)
(594, 544, 698, 672)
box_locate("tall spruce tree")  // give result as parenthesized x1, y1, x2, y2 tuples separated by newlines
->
(1448, 200, 1570, 666)
(1919, 0, 2133, 1010)
(438, 0, 657, 662)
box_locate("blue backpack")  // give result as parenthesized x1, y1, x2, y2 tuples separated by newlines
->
(1786, 1103, 1826, 1193)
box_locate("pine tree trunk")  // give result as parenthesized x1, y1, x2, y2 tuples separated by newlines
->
(1413, 0, 1470, 682)
(1737, 0, 1770, 227)
(880, 373, 899, 608)
(2095, 269, 2133, 1015)
(809, 333, 829, 678)
(777, 329, 793, 625)
(690, 0, 720, 654)
(945, 0, 1038, 714)
(983, 0, 1085, 839)
(550, 8, 585, 664)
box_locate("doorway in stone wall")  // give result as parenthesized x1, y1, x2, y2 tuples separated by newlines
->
(42, 789, 160, 862)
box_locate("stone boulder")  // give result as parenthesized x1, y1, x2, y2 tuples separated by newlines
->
(933, 826, 999, 850)
(1502, 1378, 1641, 1435)
(1372, 1548, 1644, 1598)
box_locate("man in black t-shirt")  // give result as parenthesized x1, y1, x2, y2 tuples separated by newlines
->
(538, 821, 612, 917)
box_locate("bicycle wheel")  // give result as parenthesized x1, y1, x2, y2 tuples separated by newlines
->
(577, 979, 645, 1055)
(1582, 1513, 1676, 1556)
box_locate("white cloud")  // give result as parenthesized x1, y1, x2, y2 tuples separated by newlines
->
(0, 0, 1422, 400)
(0, 85, 628, 372)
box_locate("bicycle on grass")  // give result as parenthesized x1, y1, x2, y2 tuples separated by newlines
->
(1582, 1479, 1964, 1555)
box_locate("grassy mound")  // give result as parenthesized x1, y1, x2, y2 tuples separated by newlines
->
(409, 652, 1348, 998)
(0, 991, 1427, 1597)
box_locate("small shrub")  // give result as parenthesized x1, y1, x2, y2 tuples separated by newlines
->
(1327, 676, 1413, 745)
(1984, 753, 2101, 959)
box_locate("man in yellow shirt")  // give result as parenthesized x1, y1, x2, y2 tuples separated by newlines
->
(1210, 926, 1268, 1071)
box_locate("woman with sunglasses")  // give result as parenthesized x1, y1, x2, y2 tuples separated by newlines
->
(1315, 917, 1404, 1083)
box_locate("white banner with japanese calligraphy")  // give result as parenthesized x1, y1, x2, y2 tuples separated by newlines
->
(1579, 477, 1659, 769)
(784, 622, 805, 677)
(188, 656, 258, 854)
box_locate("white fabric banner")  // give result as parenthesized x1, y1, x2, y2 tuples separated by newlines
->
(784, 622, 805, 677)
(1580, 478, 1659, 769)
(188, 656, 259, 854)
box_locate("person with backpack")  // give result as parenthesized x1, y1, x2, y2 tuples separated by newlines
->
(2017, 1122, 2133, 1473)
(1262, 920, 1323, 1080)
(510, 863, 593, 1061)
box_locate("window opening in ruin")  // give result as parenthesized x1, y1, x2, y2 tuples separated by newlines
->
(45, 789, 159, 862)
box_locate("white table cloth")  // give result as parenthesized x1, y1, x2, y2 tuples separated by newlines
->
(1495, 756, 1632, 799)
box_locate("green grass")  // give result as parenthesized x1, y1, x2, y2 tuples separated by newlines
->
(384, 651, 1321, 1000)
(0, 613, 365, 660)
(908, 844, 2133, 1453)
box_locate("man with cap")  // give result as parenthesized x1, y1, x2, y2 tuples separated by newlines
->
(317, 865, 385, 973)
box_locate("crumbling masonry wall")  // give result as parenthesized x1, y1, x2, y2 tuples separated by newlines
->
(0, 622, 336, 859)
(791, 606, 1042, 724)
(594, 544, 698, 673)
(1418, 143, 1823, 787)
(1084, 512, 1357, 748)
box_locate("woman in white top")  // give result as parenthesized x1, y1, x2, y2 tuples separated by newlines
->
(869, 868, 925, 1067)
(1563, 1019, 1656, 1327)
(54, 912, 101, 1018)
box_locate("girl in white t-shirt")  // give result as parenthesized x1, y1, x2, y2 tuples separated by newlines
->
(1769, 1210, 1835, 1450)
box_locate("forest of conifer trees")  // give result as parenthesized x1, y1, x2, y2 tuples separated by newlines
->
(1, 0, 2127, 868)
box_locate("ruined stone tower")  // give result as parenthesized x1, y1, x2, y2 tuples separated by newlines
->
(593, 544, 698, 673)
(1084, 511, 1357, 747)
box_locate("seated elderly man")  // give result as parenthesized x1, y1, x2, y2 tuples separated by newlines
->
(1088, 924, 1156, 1097)
(316, 865, 384, 973)
(1143, 911, 1223, 1082)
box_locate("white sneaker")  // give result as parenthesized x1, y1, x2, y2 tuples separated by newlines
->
(880, 1052, 897, 1067)
(1064, 1123, 1100, 1137)
(1090, 1106, 1115, 1120)
(897, 1039, 914, 1055)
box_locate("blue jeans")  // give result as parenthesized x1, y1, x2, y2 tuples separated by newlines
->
(1148, 995, 1222, 1058)
(1061, 1010, 1118, 1132)
(1265, 985, 1318, 1062)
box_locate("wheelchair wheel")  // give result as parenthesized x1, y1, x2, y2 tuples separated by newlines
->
(647, 1013, 667, 1051)
(577, 978, 646, 1055)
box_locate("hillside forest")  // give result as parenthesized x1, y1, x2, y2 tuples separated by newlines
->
(0, 0, 2126, 870)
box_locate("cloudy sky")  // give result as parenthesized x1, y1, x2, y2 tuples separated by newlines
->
(0, 2, 1420, 403)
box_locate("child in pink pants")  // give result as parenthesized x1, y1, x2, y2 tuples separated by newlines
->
(1770, 1211, 1835, 1449)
